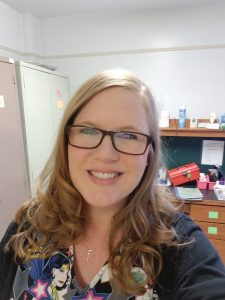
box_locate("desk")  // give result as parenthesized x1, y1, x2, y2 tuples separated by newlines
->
(174, 190, 225, 264)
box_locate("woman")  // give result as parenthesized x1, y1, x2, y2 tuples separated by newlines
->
(1, 68, 225, 300)
(43, 252, 72, 299)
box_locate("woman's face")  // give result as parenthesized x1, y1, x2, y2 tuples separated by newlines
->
(68, 87, 150, 213)
(52, 264, 69, 287)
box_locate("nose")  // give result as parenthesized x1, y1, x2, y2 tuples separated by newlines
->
(94, 135, 119, 161)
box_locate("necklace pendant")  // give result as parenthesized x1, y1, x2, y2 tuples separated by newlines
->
(86, 249, 93, 262)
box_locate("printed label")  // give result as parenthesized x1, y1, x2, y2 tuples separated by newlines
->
(208, 227, 218, 235)
(208, 211, 218, 219)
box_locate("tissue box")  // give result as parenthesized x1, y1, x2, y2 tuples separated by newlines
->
(168, 163, 200, 186)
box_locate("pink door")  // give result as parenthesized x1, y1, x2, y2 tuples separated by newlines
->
(0, 57, 28, 239)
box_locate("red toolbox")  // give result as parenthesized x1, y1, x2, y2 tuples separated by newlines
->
(168, 163, 200, 186)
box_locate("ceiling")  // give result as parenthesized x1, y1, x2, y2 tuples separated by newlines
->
(1, 0, 223, 19)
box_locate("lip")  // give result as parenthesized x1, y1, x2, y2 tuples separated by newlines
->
(87, 170, 122, 185)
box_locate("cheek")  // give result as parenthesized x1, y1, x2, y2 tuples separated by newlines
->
(138, 151, 148, 169)
(68, 147, 83, 171)
(68, 149, 74, 175)
(134, 154, 149, 190)
(68, 146, 77, 163)
(130, 153, 148, 178)
(68, 148, 80, 185)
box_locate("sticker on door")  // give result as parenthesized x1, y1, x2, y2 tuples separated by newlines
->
(0, 95, 5, 108)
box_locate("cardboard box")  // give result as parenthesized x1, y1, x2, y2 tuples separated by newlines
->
(168, 163, 200, 186)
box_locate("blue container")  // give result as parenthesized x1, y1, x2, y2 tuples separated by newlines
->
(178, 105, 186, 128)
(220, 113, 225, 123)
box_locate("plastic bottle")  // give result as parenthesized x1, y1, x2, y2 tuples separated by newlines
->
(178, 105, 186, 128)
(219, 113, 225, 130)
(220, 113, 225, 123)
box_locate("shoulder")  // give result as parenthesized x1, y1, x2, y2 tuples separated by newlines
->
(172, 212, 202, 241)
(156, 212, 225, 299)
(171, 212, 224, 266)
(0, 221, 19, 299)
(0, 221, 18, 260)
(172, 212, 220, 259)
(0, 221, 18, 249)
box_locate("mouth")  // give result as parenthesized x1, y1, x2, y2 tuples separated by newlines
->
(88, 170, 122, 179)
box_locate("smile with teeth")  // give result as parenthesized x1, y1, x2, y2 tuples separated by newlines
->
(89, 171, 121, 179)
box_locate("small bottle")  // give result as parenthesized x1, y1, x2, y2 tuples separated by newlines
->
(220, 113, 225, 124)
(178, 105, 186, 128)
(220, 113, 225, 130)
(209, 112, 216, 124)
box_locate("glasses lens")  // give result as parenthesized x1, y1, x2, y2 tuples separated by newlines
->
(68, 126, 102, 148)
(114, 131, 147, 154)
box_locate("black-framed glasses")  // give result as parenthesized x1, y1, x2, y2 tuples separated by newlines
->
(66, 125, 154, 155)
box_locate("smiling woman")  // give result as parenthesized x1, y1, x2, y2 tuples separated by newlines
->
(1, 68, 225, 300)
(67, 86, 151, 214)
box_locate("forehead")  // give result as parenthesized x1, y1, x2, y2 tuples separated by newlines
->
(75, 87, 149, 131)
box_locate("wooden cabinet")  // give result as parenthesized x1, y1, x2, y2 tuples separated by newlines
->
(174, 198, 225, 264)
(210, 239, 225, 263)
(190, 200, 225, 263)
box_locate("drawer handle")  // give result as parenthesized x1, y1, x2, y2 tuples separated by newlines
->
(208, 211, 219, 219)
(208, 226, 218, 235)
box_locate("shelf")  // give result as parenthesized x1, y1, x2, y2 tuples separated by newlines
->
(160, 119, 225, 138)
(159, 119, 176, 136)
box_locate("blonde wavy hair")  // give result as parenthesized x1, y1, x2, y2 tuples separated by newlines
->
(9, 68, 177, 295)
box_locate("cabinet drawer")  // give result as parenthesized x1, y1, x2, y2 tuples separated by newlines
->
(190, 205, 225, 223)
(196, 221, 225, 240)
(209, 239, 225, 265)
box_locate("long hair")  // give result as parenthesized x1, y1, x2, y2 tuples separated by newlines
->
(8, 69, 177, 295)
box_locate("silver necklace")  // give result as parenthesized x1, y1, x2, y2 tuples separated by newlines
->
(86, 248, 93, 262)
(79, 230, 109, 262)
(83, 245, 100, 262)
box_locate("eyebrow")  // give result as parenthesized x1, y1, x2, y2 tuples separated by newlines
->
(73, 121, 144, 132)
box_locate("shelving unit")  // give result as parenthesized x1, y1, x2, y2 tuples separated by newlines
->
(160, 119, 225, 138)
(164, 122, 225, 263)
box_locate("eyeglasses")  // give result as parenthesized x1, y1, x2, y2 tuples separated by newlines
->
(66, 125, 154, 155)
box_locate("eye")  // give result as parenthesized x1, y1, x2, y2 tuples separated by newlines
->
(117, 132, 138, 140)
(78, 127, 99, 135)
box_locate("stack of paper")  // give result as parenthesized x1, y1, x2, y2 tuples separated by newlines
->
(214, 185, 225, 200)
(174, 187, 203, 200)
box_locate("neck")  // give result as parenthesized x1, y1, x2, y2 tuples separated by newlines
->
(75, 204, 122, 258)
(74, 213, 111, 263)
(74, 207, 123, 264)
(84, 205, 118, 231)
